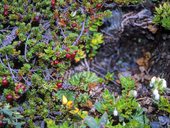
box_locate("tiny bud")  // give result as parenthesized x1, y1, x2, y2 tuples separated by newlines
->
(113, 108, 118, 116)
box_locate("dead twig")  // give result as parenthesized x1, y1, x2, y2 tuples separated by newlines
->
(5, 55, 18, 82)
(73, 21, 85, 46)
(121, 9, 152, 31)
(84, 58, 90, 71)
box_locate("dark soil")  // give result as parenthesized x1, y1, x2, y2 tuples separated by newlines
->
(92, 26, 170, 87)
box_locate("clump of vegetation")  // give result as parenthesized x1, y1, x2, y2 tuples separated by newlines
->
(153, 2, 170, 30)
(69, 71, 100, 91)
(0, 0, 111, 126)
(0, 103, 24, 128)
(94, 77, 149, 127)
(0, 0, 169, 127)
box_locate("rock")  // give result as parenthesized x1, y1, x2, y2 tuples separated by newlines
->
(158, 116, 170, 126)
(150, 122, 160, 128)
(102, 8, 122, 35)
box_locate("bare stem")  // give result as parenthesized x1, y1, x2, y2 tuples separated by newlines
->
(5, 55, 18, 82)
(73, 21, 85, 46)
(24, 34, 31, 62)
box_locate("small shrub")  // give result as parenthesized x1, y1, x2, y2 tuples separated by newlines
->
(156, 96, 170, 113)
(0, 103, 24, 128)
(93, 76, 150, 127)
(69, 71, 100, 91)
(153, 2, 170, 30)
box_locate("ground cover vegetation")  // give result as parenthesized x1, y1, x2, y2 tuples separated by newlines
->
(0, 0, 170, 128)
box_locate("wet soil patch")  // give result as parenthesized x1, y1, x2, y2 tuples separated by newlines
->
(88, 25, 170, 125)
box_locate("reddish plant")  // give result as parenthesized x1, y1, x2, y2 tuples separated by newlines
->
(0, 120, 4, 127)
(51, 0, 55, 9)
(1, 77, 9, 88)
(57, 83, 62, 89)
(71, 23, 77, 28)
(3, 4, 8, 16)
(15, 83, 26, 94)
(66, 53, 71, 59)
(96, 3, 102, 9)
(6, 94, 13, 103)
(54, 60, 60, 65)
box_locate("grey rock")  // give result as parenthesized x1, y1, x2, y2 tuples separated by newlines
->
(150, 122, 160, 128)
(102, 9, 122, 35)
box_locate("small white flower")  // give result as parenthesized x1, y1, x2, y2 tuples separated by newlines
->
(154, 93, 160, 100)
(153, 89, 159, 96)
(129, 90, 137, 98)
(133, 90, 138, 98)
(150, 76, 156, 84)
(151, 76, 156, 82)
(72, 11, 77, 17)
(150, 76, 157, 87)
(123, 122, 126, 126)
(149, 83, 154, 88)
(113, 108, 118, 116)
(138, 103, 141, 107)
(161, 79, 167, 88)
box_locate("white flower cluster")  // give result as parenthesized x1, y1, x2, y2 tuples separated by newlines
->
(150, 76, 167, 100)
(150, 77, 167, 88)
